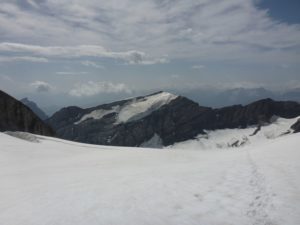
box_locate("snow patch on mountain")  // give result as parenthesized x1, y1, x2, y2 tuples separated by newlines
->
(75, 92, 177, 125)
(168, 117, 300, 150)
(74, 106, 119, 124)
(117, 92, 177, 123)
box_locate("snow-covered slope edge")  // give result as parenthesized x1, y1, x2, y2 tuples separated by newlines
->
(0, 132, 300, 225)
(168, 116, 300, 150)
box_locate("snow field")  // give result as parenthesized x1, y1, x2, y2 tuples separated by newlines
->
(169, 116, 300, 150)
(0, 132, 299, 225)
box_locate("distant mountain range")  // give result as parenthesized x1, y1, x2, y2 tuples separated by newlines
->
(0, 90, 54, 136)
(1, 89, 299, 147)
(18, 87, 300, 117)
(47, 91, 300, 147)
(21, 98, 48, 120)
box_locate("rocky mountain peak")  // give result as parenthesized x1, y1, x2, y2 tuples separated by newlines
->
(47, 93, 300, 148)
(20, 97, 48, 120)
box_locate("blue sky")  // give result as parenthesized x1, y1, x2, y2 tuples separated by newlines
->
(257, 0, 300, 24)
(0, 0, 299, 112)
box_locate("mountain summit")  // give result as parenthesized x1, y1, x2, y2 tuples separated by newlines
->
(21, 98, 48, 120)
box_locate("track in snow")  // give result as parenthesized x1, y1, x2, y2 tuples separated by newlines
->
(246, 150, 276, 225)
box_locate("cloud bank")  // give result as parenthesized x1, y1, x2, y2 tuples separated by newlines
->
(0, 0, 299, 63)
(0, 42, 166, 64)
(69, 81, 132, 97)
(0, 56, 48, 63)
(30, 81, 53, 92)
(81, 61, 104, 69)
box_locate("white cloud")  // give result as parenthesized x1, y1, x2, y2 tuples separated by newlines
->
(280, 64, 290, 69)
(171, 74, 180, 79)
(0, 56, 48, 63)
(0, 0, 300, 64)
(56, 71, 88, 75)
(26, 0, 40, 9)
(280, 80, 300, 91)
(128, 56, 169, 65)
(0, 74, 14, 82)
(81, 61, 104, 68)
(161, 80, 269, 92)
(69, 81, 132, 97)
(0, 42, 166, 65)
(0, 1, 299, 63)
(192, 65, 205, 70)
(30, 81, 53, 92)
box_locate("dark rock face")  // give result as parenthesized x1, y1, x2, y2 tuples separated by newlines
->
(291, 119, 300, 133)
(212, 98, 300, 129)
(0, 90, 54, 136)
(108, 97, 212, 146)
(47, 93, 300, 147)
(20, 98, 48, 120)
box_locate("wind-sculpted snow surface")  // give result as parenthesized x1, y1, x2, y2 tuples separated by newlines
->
(0, 132, 300, 225)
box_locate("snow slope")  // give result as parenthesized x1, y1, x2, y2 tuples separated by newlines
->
(74, 92, 177, 124)
(169, 116, 300, 150)
(0, 132, 300, 225)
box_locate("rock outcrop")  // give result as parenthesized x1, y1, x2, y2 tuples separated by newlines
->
(212, 98, 300, 129)
(0, 90, 54, 136)
(291, 119, 300, 133)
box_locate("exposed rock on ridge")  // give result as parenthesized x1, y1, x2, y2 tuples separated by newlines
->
(47, 92, 300, 147)
(0, 90, 54, 136)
